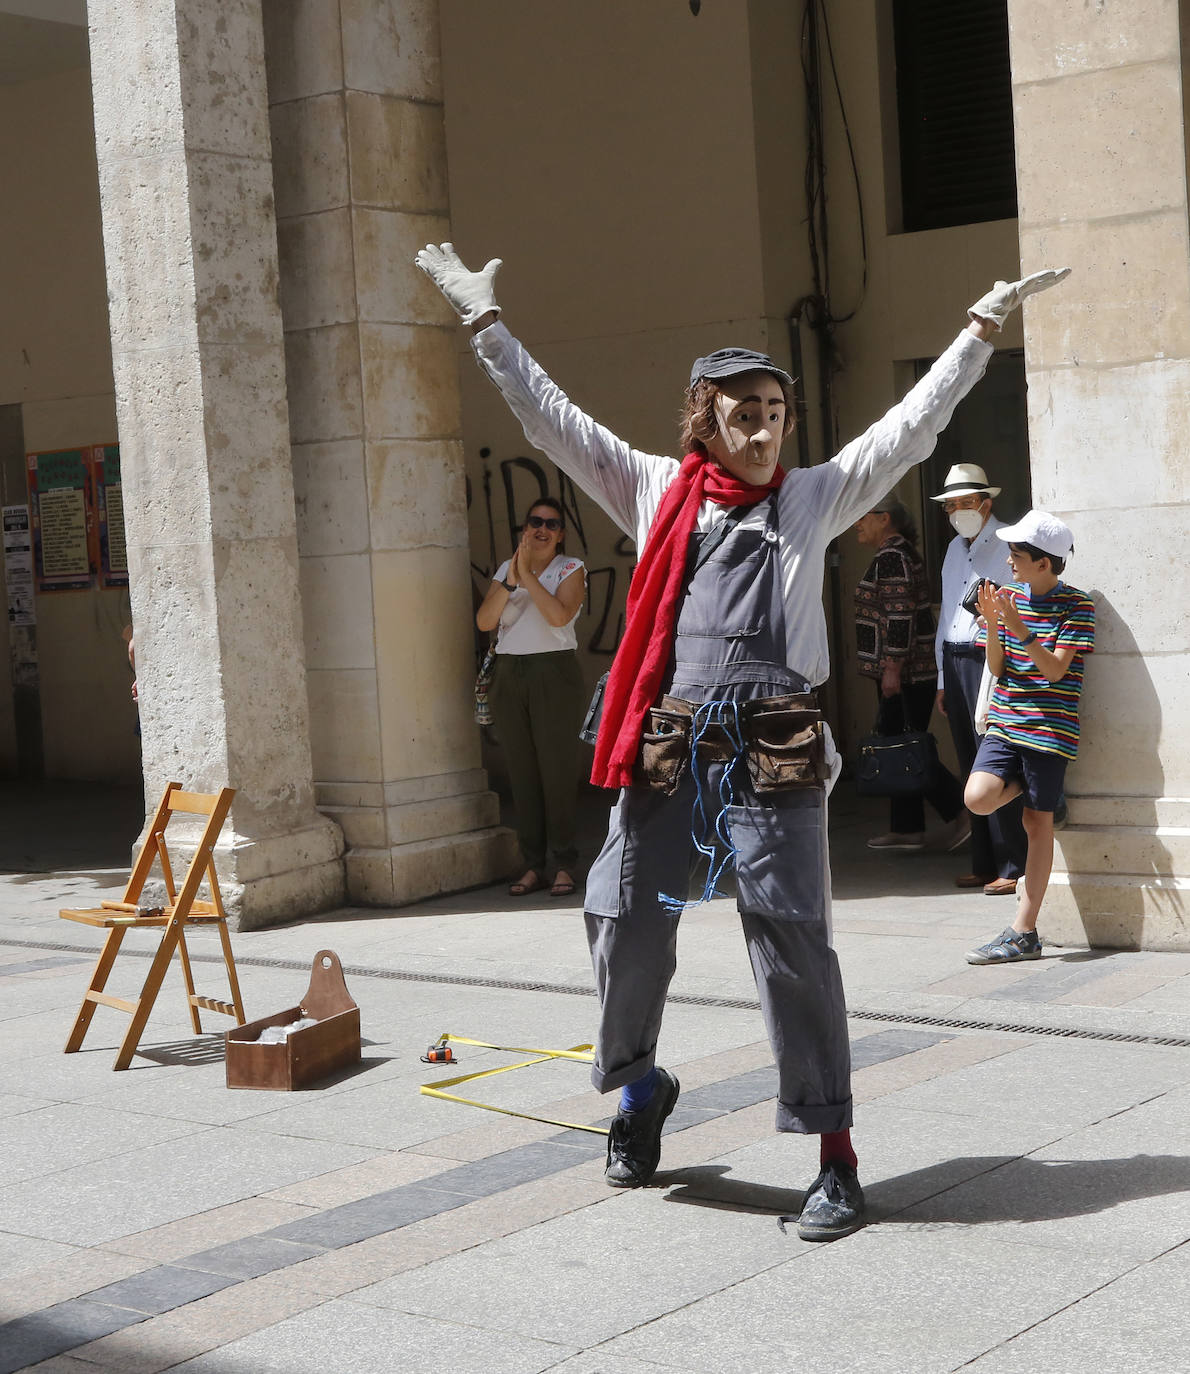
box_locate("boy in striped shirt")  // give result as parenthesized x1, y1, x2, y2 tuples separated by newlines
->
(964, 511, 1095, 964)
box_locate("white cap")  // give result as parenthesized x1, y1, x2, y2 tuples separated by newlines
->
(995, 510, 1074, 560)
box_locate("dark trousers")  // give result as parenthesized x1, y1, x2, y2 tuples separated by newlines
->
(873, 681, 964, 834)
(490, 650, 586, 872)
(585, 777, 851, 1134)
(942, 647, 1027, 881)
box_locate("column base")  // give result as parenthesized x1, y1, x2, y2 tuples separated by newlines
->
(139, 813, 346, 933)
(1040, 873, 1190, 952)
(222, 814, 347, 931)
(316, 770, 516, 906)
(1045, 796, 1190, 951)
(345, 827, 518, 906)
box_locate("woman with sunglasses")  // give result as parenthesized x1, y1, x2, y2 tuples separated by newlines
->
(477, 497, 587, 897)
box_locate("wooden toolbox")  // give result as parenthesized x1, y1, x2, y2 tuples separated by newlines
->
(225, 949, 360, 1091)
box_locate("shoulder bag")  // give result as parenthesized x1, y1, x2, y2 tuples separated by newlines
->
(854, 696, 939, 797)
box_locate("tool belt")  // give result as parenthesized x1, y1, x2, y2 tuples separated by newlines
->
(635, 691, 828, 797)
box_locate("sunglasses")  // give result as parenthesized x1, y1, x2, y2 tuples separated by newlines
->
(525, 516, 562, 531)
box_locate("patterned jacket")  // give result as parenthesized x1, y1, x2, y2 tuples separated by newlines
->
(854, 534, 937, 683)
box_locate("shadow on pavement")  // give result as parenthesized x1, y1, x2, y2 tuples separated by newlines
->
(657, 1153, 1190, 1226)
(876, 1152, 1190, 1223)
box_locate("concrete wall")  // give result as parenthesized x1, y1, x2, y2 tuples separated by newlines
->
(440, 0, 1023, 759)
(0, 63, 136, 782)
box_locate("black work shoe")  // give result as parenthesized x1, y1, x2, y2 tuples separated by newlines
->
(604, 1067, 680, 1188)
(794, 1160, 866, 1241)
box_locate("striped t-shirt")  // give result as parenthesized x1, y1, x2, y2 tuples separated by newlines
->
(977, 582, 1095, 759)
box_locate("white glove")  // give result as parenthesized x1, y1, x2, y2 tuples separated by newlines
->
(968, 267, 1071, 329)
(414, 242, 502, 325)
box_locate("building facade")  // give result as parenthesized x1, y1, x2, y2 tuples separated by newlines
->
(0, 0, 1184, 945)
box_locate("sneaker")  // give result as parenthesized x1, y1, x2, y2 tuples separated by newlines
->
(604, 1067, 680, 1188)
(940, 812, 972, 852)
(794, 1160, 866, 1241)
(866, 832, 925, 852)
(966, 927, 1042, 965)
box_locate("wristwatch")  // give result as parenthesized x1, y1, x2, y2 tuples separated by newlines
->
(1019, 631, 1038, 647)
(501, 579, 515, 592)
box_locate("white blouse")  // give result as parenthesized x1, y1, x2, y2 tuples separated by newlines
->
(493, 554, 585, 655)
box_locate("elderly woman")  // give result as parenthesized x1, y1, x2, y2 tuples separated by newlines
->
(477, 496, 587, 898)
(853, 497, 968, 852)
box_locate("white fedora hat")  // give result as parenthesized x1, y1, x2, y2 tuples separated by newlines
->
(929, 463, 1001, 502)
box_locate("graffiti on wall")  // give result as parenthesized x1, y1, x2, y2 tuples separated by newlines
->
(467, 447, 633, 656)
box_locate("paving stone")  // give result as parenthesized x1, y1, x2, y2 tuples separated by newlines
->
(0, 957, 93, 977)
(0, 1247, 152, 1324)
(0, 1299, 144, 1374)
(68, 1268, 337, 1373)
(82, 1266, 241, 1316)
(161, 1299, 574, 1373)
(597, 1228, 1132, 1374)
(178, 1236, 327, 1279)
(351, 1186, 791, 1348)
(870, 1038, 1190, 1131)
(264, 1184, 469, 1248)
(259, 1149, 458, 1208)
(98, 1198, 317, 1264)
(427, 1140, 607, 1198)
(961, 1252, 1189, 1371)
(0, 1103, 197, 1186)
(0, 1130, 377, 1246)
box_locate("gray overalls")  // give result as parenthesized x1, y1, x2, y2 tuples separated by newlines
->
(584, 497, 853, 1135)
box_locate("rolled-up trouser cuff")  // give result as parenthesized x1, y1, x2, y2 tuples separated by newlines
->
(776, 1096, 853, 1134)
(590, 1047, 657, 1096)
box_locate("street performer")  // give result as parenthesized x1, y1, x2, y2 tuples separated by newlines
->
(417, 242, 1069, 1241)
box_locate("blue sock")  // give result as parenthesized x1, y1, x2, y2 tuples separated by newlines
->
(619, 1067, 657, 1114)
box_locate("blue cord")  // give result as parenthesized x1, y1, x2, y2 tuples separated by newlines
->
(660, 699, 746, 915)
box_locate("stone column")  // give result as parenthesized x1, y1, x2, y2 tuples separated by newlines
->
(263, 0, 512, 904)
(89, 0, 344, 928)
(1008, 1, 1190, 948)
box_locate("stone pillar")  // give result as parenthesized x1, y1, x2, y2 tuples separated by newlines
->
(263, 0, 513, 904)
(89, 0, 344, 928)
(1008, 1, 1190, 948)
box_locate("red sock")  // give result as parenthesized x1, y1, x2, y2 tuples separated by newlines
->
(819, 1129, 858, 1170)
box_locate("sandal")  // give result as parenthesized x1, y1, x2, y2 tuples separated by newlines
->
(550, 871, 577, 898)
(508, 871, 545, 897)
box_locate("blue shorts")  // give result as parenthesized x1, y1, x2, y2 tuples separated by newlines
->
(972, 733, 1067, 812)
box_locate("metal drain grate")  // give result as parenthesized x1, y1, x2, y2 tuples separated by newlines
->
(5, 934, 1190, 1050)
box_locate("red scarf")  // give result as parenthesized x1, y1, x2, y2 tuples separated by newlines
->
(591, 452, 786, 789)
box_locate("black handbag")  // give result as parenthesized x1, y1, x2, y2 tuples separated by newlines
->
(854, 697, 939, 798)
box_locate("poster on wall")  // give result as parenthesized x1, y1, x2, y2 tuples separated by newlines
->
(89, 444, 127, 587)
(2, 505, 36, 626)
(26, 449, 97, 592)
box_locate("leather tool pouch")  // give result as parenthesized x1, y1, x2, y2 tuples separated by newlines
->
(634, 700, 693, 796)
(744, 696, 827, 794)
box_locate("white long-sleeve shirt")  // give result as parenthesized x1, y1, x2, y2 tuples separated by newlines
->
(473, 321, 993, 689)
(934, 515, 1016, 687)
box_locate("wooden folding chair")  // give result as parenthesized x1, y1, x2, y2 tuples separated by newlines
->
(61, 782, 247, 1070)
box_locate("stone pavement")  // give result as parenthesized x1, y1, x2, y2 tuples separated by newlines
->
(2, 781, 1190, 1372)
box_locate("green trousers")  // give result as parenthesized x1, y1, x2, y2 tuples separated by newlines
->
(490, 650, 586, 872)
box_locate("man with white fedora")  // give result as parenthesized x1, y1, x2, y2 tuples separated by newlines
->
(932, 463, 1028, 895)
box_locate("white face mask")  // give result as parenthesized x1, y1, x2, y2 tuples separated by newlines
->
(949, 508, 985, 539)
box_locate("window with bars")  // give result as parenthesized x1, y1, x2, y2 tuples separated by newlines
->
(893, 0, 1018, 232)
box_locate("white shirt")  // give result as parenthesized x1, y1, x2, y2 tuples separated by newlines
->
(493, 554, 585, 654)
(934, 515, 1015, 686)
(473, 322, 993, 688)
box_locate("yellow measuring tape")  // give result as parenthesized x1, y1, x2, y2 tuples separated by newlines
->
(418, 1032, 608, 1136)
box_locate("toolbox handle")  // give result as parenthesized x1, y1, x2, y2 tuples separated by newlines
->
(300, 949, 357, 1021)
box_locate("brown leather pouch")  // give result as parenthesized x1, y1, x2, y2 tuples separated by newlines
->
(635, 701, 693, 796)
(745, 699, 827, 793)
